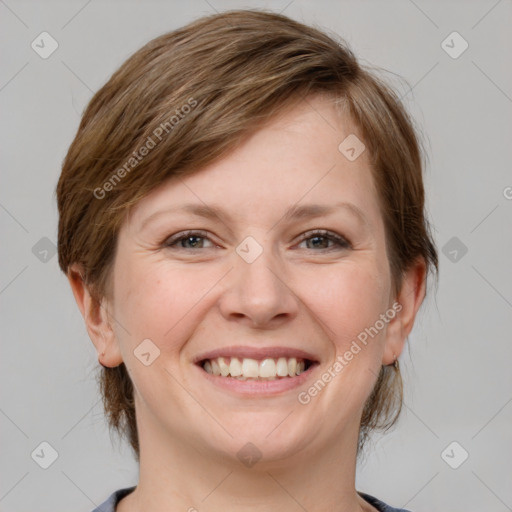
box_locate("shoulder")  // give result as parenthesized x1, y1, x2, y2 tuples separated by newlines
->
(358, 490, 413, 512)
(90, 486, 136, 512)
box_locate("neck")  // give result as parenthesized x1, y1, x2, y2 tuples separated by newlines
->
(118, 401, 372, 512)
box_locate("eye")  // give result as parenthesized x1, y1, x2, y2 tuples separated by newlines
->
(296, 229, 351, 251)
(164, 230, 215, 250)
(163, 229, 351, 251)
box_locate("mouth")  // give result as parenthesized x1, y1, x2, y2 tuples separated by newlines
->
(193, 347, 320, 395)
(199, 356, 315, 380)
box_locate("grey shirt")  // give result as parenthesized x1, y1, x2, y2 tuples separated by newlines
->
(91, 486, 413, 512)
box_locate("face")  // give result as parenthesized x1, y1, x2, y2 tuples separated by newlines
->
(104, 94, 402, 466)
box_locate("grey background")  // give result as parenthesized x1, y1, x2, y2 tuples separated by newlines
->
(1, 0, 511, 511)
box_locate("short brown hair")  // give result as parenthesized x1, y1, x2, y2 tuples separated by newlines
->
(56, 9, 438, 461)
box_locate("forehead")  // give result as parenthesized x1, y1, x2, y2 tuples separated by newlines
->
(125, 94, 382, 234)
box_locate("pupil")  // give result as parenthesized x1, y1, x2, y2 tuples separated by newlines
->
(187, 236, 201, 248)
(310, 236, 326, 248)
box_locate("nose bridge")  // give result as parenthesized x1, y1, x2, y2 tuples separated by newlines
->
(240, 242, 280, 292)
(221, 233, 297, 326)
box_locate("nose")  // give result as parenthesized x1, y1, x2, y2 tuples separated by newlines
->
(218, 241, 299, 329)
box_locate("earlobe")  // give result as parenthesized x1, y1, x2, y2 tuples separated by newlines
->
(67, 263, 123, 367)
(382, 258, 427, 366)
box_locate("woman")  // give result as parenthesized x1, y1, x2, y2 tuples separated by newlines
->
(57, 9, 438, 512)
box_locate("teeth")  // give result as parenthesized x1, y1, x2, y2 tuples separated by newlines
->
(229, 357, 242, 377)
(218, 357, 230, 376)
(202, 356, 310, 379)
(276, 357, 288, 377)
(211, 359, 221, 376)
(287, 358, 297, 377)
(260, 358, 276, 378)
(242, 358, 259, 378)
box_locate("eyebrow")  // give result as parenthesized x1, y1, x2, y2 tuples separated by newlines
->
(139, 201, 370, 232)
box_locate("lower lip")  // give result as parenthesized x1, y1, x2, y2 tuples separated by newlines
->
(195, 363, 319, 396)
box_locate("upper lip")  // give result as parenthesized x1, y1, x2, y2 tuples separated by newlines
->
(193, 345, 320, 364)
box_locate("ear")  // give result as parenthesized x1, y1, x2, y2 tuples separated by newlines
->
(67, 263, 123, 367)
(382, 257, 427, 365)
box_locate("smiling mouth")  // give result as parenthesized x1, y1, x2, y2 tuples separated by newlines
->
(199, 356, 316, 380)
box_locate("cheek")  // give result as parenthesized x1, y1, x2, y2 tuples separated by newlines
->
(112, 261, 200, 356)
(311, 264, 391, 407)
(110, 265, 204, 409)
(293, 263, 391, 427)
(311, 262, 389, 356)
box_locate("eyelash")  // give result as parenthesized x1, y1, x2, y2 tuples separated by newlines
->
(163, 229, 351, 251)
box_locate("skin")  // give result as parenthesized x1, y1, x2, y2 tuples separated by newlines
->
(68, 93, 426, 512)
